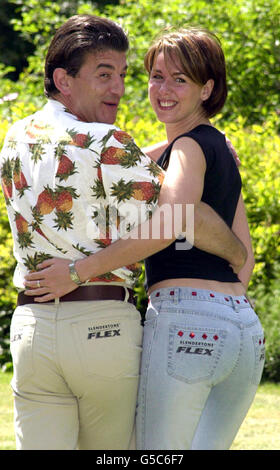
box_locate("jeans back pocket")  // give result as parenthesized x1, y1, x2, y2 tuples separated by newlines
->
(167, 323, 229, 384)
(251, 334, 265, 385)
(72, 315, 142, 379)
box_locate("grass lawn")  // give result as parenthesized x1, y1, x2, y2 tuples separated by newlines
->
(0, 372, 15, 450)
(1, 371, 280, 450)
(231, 382, 280, 450)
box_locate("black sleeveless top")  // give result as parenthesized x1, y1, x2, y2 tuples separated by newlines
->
(145, 125, 242, 289)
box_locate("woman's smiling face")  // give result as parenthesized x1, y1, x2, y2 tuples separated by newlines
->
(148, 51, 211, 131)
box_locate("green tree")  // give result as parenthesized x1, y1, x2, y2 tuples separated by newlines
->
(102, 0, 280, 127)
(0, 0, 35, 80)
(1, 0, 279, 125)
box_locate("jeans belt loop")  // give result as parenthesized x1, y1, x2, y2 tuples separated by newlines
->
(124, 287, 129, 302)
(230, 295, 240, 312)
(174, 288, 179, 304)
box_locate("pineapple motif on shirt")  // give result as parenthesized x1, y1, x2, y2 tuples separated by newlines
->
(0, 99, 165, 288)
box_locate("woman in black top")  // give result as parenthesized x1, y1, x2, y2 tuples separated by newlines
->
(133, 28, 264, 450)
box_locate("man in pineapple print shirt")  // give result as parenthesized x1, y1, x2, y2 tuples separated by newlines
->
(0, 15, 246, 450)
(1, 14, 160, 451)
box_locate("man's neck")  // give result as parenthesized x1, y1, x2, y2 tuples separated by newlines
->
(52, 94, 82, 121)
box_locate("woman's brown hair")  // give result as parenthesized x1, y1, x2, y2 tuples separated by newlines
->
(145, 27, 227, 118)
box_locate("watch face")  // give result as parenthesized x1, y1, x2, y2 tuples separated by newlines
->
(69, 263, 81, 284)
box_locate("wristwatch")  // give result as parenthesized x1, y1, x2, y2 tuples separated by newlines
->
(69, 261, 83, 285)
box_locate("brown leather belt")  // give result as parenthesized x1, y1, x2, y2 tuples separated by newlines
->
(17, 285, 135, 306)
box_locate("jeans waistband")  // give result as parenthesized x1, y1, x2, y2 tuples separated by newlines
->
(149, 287, 251, 311)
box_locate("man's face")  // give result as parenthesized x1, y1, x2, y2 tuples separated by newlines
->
(66, 49, 128, 124)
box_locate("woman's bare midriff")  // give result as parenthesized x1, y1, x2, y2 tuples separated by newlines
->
(148, 278, 246, 296)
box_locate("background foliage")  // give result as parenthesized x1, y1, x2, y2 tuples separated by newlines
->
(0, 0, 279, 380)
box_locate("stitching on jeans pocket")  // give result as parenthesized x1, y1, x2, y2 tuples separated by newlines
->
(167, 323, 228, 384)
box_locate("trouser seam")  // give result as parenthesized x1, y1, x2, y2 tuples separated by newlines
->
(141, 318, 157, 449)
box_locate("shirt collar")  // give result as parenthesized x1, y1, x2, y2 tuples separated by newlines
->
(45, 99, 79, 121)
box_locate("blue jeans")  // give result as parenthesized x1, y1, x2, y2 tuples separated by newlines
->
(136, 287, 265, 450)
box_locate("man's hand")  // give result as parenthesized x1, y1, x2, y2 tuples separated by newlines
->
(24, 258, 78, 302)
(194, 201, 248, 272)
(230, 259, 247, 276)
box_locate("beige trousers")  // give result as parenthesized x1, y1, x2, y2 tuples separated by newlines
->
(10, 298, 142, 450)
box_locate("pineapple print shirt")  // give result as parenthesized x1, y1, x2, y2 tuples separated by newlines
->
(0, 99, 164, 289)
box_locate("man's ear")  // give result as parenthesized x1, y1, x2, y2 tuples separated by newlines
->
(201, 79, 214, 101)
(53, 68, 71, 96)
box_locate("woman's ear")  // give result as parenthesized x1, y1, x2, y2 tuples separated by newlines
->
(53, 68, 71, 96)
(201, 79, 214, 101)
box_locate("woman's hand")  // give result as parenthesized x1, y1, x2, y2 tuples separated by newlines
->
(225, 136, 241, 167)
(24, 258, 79, 302)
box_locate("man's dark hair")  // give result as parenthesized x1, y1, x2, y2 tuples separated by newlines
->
(44, 15, 129, 97)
